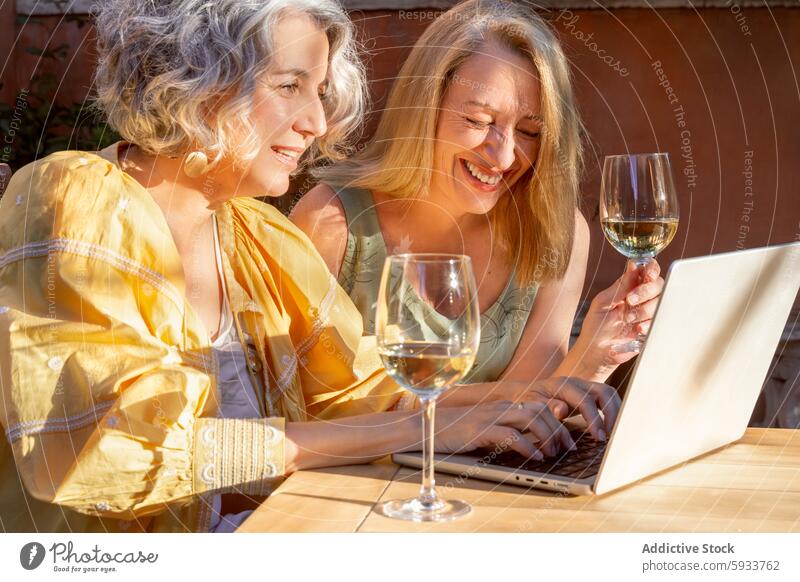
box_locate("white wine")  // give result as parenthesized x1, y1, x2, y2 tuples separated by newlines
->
(378, 341, 476, 396)
(601, 218, 679, 260)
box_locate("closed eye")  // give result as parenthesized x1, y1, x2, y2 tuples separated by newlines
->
(517, 129, 540, 139)
(465, 117, 490, 129)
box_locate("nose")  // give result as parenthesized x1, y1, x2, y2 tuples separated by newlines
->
(293, 95, 327, 140)
(482, 126, 517, 172)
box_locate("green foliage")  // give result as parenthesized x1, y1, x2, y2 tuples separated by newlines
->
(0, 15, 119, 170)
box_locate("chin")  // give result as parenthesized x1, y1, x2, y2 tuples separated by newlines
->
(456, 187, 504, 216)
(251, 172, 291, 198)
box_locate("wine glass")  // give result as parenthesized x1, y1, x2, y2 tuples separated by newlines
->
(374, 254, 480, 522)
(600, 153, 680, 352)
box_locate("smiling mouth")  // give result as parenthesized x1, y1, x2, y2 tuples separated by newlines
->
(460, 158, 510, 190)
(271, 146, 302, 167)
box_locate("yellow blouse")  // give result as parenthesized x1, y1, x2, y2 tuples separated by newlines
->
(0, 144, 407, 532)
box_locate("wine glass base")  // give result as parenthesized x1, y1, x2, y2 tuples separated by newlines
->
(374, 496, 471, 522)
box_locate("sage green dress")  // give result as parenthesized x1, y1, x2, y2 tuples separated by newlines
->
(335, 186, 539, 383)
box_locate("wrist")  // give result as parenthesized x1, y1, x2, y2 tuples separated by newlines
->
(284, 421, 304, 474)
(438, 382, 497, 407)
(286, 411, 424, 472)
(558, 340, 612, 383)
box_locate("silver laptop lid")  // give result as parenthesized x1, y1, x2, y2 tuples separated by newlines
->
(594, 243, 800, 495)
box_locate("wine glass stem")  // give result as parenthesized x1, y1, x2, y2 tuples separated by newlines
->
(629, 257, 651, 344)
(419, 395, 439, 507)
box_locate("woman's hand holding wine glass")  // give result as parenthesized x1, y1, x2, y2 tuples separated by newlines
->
(599, 153, 679, 354)
(567, 259, 666, 382)
(563, 153, 678, 383)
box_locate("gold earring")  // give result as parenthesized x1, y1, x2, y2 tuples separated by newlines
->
(183, 151, 210, 178)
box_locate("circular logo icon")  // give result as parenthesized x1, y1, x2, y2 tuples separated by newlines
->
(20, 542, 46, 570)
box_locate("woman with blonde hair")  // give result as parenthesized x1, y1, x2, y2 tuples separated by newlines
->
(0, 0, 599, 533)
(293, 0, 664, 407)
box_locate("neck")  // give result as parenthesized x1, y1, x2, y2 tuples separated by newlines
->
(372, 190, 486, 253)
(120, 144, 239, 244)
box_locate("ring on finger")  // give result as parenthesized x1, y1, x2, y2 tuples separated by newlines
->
(516, 402, 525, 410)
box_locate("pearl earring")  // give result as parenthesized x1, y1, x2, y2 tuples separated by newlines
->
(183, 151, 210, 178)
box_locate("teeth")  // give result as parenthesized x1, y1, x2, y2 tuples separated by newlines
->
(274, 147, 300, 159)
(465, 161, 501, 185)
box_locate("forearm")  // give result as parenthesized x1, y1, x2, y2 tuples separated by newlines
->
(284, 410, 421, 473)
(436, 382, 507, 407)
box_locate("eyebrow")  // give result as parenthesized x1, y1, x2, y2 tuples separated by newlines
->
(271, 67, 310, 78)
(463, 100, 498, 115)
(464, 100, 540, 122)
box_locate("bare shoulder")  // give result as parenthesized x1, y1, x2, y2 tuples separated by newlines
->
(574, 207, 590, 244)
(289, 182, 347, 242)
(571, 206, 590, 260)
(555, 206, 590, 286)
(289, 182, 349, 276)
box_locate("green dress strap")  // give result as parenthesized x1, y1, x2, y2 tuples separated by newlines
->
(333, 185, 539, 383)
(335, 186, 387, 332)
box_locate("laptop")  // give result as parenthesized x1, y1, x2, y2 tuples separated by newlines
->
(392, 242, 800, 496)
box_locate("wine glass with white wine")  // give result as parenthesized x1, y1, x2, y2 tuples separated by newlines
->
(600, 153, 680, 352)
(374, 254, 480, 522)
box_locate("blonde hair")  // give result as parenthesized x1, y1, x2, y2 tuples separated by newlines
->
(93, 0, 366, 168)
(315, 0, 583, 283)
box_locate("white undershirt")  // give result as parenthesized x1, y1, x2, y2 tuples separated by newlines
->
(207, 213, 261, 533)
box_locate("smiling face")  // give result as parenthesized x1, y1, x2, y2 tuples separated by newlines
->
(239, 13, 330, 197)
(429, 42, 542, 217)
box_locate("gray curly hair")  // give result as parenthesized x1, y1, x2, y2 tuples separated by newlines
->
(92, 0, 366, 166)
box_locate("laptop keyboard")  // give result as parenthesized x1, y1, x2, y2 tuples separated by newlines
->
(477, 430, 607, 480)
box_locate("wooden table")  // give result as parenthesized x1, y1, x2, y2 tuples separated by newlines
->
(237, 428, 800, 533)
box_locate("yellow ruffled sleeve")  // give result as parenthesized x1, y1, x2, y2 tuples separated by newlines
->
(0, 152, 283, 520)
(227, 198, 413, 421)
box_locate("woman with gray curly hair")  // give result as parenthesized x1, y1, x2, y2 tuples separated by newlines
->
(0, 0, 576, 532)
